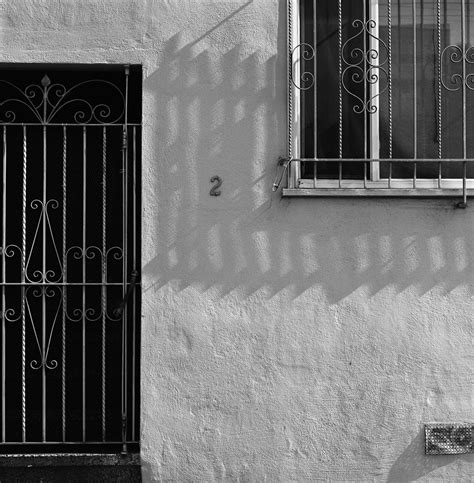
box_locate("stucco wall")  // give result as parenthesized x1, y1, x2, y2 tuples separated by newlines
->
(1, 0, 472, 481)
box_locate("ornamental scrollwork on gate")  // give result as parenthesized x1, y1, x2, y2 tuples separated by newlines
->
(1, 191, 126, 370)
(2, 199, 124, 286)
(26, 285, 61, 370)
(0, 280, 125, 370)
(290, 43, 316, 91)
(2, 240, 124, 286)
(0, 74, 125, 124)
(342, 19, 389, 114)
(441, 45, 474, 91)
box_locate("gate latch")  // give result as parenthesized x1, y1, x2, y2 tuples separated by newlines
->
(114, 270, 139, 317)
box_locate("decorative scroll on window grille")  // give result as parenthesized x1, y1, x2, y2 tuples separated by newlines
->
(283, 0, 474, 202)
(0, 65, 141, 452)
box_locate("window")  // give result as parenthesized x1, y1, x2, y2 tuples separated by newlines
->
(0, 65, 141, 452)
(284, 0, 474, 202)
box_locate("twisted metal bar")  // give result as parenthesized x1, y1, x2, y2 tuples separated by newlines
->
(388, 0, 393, 160)
(313, 0, 317, 163)
(82, 126, 86, 442)
(462, 0, 467, 206)
(437, 0, 442, 187)
(2, 125, 7, 442)
(61, 125, 67, 441)
(288, 0, 293, 160)
(101, 126, 107, 441)
(21, 125, 27, 441)
(339, 0, 343, 159)
(412, 0, 417, 187)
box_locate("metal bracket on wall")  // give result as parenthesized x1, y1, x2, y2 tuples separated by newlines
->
(273, 157, 290, 192)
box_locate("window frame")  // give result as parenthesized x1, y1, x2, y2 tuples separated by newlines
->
(283, 0, 474, 202)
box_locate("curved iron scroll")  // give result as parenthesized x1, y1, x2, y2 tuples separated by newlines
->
(290, 43, 316, 91)
(1, 200, 124, 285)
(342, 19, 389, 114)
(0, 74, 125, 124)
(441, 45, 474, 91)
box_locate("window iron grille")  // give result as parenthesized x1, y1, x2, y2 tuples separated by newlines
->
(0, 65, 141, 453)
(283, 0, 474, 204)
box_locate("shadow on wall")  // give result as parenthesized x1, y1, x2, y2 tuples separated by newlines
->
(142, 3, 474, 304)
(386, 429, 474, 482)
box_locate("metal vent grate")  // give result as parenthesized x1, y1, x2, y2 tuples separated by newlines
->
(425, 423, 473, 455)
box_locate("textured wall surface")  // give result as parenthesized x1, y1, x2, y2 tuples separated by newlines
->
(1, 0, 473, 481)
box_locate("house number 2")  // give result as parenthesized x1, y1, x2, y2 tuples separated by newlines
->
(210, 176, 222, 196)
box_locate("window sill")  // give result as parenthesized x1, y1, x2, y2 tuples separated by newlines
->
(283, 179, 474, 197)
(283, 188, 474, 197)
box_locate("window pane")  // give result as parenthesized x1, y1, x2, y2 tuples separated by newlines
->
(299, 0, 474, 180)
(379, 0, 474, 178)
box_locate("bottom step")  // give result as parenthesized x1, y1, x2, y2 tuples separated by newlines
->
(0, 453, 141, 483)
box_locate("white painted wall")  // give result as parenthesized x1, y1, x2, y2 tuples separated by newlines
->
(1, 0, 472, 481)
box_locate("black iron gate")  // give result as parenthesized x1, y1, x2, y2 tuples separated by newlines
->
(0, 64, 141, 452)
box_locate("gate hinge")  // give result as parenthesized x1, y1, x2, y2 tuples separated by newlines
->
(114, 270, 139, 317)
(121, 413, 128, 455)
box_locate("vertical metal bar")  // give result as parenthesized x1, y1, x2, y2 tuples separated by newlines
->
(300, 0, 307, 167)
(437, 0, 442, 188)
(397, 0, 402, 115)
(413, 0, 417, 187)
(61, 125, 67, 442)
(369, 0, 380, 180)
(462, 0, 467, 205)
(388, 0, 393, 188)
(468, 0, 471, 45)
(462, 161, 467, 205)
(42, 124, 47, 442)
(22, 125, 27, 442)
(131, 125, 137, 440)
(313, 0, 318, 188)
(121, 65, 130, 453)
(101, 126, 107, 442)
(290, 0, 301, 187)
(2, 126, 6, 443)
(462, 0, 467, 159)
(363, 0, 368, 162)
(82, 125, 86, 442)
(338, 0, 343, 170)
(363, 0, 367, 190)
(287, 0, 293, 187)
